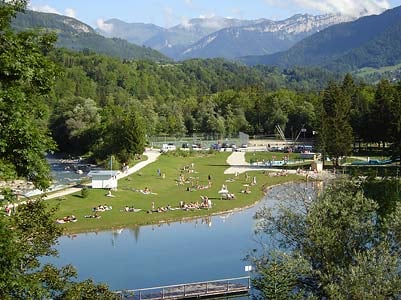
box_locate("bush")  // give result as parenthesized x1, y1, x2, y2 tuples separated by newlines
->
(81, 187, 89, 198)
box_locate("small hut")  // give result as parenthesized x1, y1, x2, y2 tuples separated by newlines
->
(87, 170, 119, 189)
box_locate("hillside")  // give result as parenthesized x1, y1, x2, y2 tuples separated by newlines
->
(12, 10, 170, 62)
(240, 6, 401, 72)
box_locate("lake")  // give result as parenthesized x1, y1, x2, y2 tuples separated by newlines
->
(46, 183, 314, 292)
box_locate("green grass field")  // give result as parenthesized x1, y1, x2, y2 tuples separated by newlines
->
(48, 151, 302, 233)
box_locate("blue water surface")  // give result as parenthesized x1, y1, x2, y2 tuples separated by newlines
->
(46, 183, 310, 291)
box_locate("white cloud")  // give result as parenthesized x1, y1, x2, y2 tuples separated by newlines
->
(96, 18, 114, 33)
(29, 4, 60, 15)
(65, 8, 76, 18)
(199, 13, 216, 19)
(29, 4, 79, 19)
(290, 0, 389, 17)
(180, 17, 193, 28)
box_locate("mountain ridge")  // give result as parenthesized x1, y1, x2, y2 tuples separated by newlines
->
(239, 5, 401, 72)
(12, 10, 170, 62)
(177, 13, 355, 60)
(96, 14, 355, 60)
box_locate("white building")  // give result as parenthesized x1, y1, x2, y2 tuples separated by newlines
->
(87, 170, 119, 189)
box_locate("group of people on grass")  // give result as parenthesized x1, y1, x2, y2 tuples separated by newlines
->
(56, 215, 77, 224)
(123, 206, 141, 212)
(148, 202, 174, 213)
(84, 204, 112, 219)
(180, 197, 212, 210)
(93, 204, 112, 212)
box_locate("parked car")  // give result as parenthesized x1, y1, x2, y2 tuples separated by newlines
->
(160, 143, 176, 153)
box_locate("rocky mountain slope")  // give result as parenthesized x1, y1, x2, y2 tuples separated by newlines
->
(178, 14, 354, 60)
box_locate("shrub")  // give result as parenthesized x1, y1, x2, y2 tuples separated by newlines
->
(81, 187, 89, 198)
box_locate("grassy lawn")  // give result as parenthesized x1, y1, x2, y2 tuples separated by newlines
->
(48, 151, 302, 233)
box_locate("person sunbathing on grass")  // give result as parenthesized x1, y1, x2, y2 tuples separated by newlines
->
(56, 215, 77, 224)
(85, 212, 101, 219)
(241, 186, 251, 194)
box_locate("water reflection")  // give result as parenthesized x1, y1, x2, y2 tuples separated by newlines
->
(49, 183, 317, 291)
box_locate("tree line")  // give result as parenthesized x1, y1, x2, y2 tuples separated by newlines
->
(46, 49, 401, 166)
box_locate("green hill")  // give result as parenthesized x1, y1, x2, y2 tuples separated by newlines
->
(12, 10, 170, 62)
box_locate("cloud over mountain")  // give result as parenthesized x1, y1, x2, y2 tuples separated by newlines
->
(29, 4, 77, 19)
(96, 18, 114, 33)
(291, 0, 390, 17)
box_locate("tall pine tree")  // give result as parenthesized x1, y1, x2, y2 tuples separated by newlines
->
(319, 81, 353, 167)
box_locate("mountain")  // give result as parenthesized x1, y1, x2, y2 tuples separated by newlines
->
(97, 15, 353, 60)
(178, 14, 354, 60)
(240, 6, 401, 72)
(97, 17, 265, 59)
(12, 10, 170, 62)
(96, 18, 166, 46)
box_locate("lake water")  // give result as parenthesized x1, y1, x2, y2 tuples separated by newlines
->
(47, 183, 313, 292)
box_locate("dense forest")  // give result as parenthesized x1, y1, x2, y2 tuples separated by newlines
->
(45, 49, 401, 164)
(47, 50, 331, 156)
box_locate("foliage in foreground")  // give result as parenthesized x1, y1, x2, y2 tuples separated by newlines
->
(251, 179, 401, 299)
(0, 1, 116, 298)
(0, 200, 118, 299)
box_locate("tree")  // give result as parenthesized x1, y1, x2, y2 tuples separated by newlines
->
(51, 97, 101, 154)
(368, 79, 394, 147)
(319, 81, 353, 166)
(0, 0, 57, 189)
(251, 179, 401, 299)
(0, 200, 118, 299)
(390, 81, 401, 162)
(0, 2, 116, 297)
(99, 106, 146, 162)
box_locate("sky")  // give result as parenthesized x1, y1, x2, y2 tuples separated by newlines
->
(28, 0, 401, 30)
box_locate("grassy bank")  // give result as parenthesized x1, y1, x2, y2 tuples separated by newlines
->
(48, 151, 302, 233)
